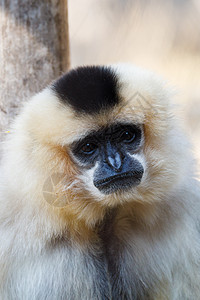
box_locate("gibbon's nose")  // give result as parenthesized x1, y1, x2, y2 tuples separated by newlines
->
(105, 142, 123, 172)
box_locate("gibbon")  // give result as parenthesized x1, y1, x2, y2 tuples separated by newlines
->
(0, 64, 200, 300)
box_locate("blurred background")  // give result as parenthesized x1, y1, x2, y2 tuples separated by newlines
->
(68, 0, 200, 169)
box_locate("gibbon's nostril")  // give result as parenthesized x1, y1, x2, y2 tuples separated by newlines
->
(107, 151, 122, 172)
(105, 141, 123, 172)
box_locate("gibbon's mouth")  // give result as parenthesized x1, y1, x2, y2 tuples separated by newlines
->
(93, 171, 143, 194)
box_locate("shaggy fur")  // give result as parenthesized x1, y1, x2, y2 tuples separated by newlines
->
(0, 64, 200, 299)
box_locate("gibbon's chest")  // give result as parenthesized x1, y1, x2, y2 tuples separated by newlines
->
(59, 215, 154, 300)
(35, 213, 152, 300)
(45, 231, 151, 300)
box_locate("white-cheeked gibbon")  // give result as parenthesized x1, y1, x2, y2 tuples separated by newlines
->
(0, 64, 200, 300)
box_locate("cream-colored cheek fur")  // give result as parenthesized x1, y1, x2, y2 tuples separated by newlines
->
(129, 153, 147, 183)
(78, 163, 105, 201)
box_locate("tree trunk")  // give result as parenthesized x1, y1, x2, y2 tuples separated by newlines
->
(0, 0, 70, 139)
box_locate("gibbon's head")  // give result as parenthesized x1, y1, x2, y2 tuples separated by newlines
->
(9, 64, 189, 219)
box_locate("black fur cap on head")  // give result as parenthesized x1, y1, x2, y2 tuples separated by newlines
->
(52, 66, 120, 114)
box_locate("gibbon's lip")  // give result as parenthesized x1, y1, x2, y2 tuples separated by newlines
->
(94, 171, 143, 192)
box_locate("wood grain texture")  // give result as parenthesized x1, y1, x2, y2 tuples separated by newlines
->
(0, 0, 70, 140)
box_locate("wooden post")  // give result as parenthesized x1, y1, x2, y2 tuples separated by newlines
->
(0, 0, 70, 138)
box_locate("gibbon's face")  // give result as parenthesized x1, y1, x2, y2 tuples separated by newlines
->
(24, 64, 182, 206)
(71, 123, 144, 195)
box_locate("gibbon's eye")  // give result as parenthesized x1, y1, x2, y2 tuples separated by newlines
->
(80, 143, 98, 154)
(120, 130, 136, 143)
